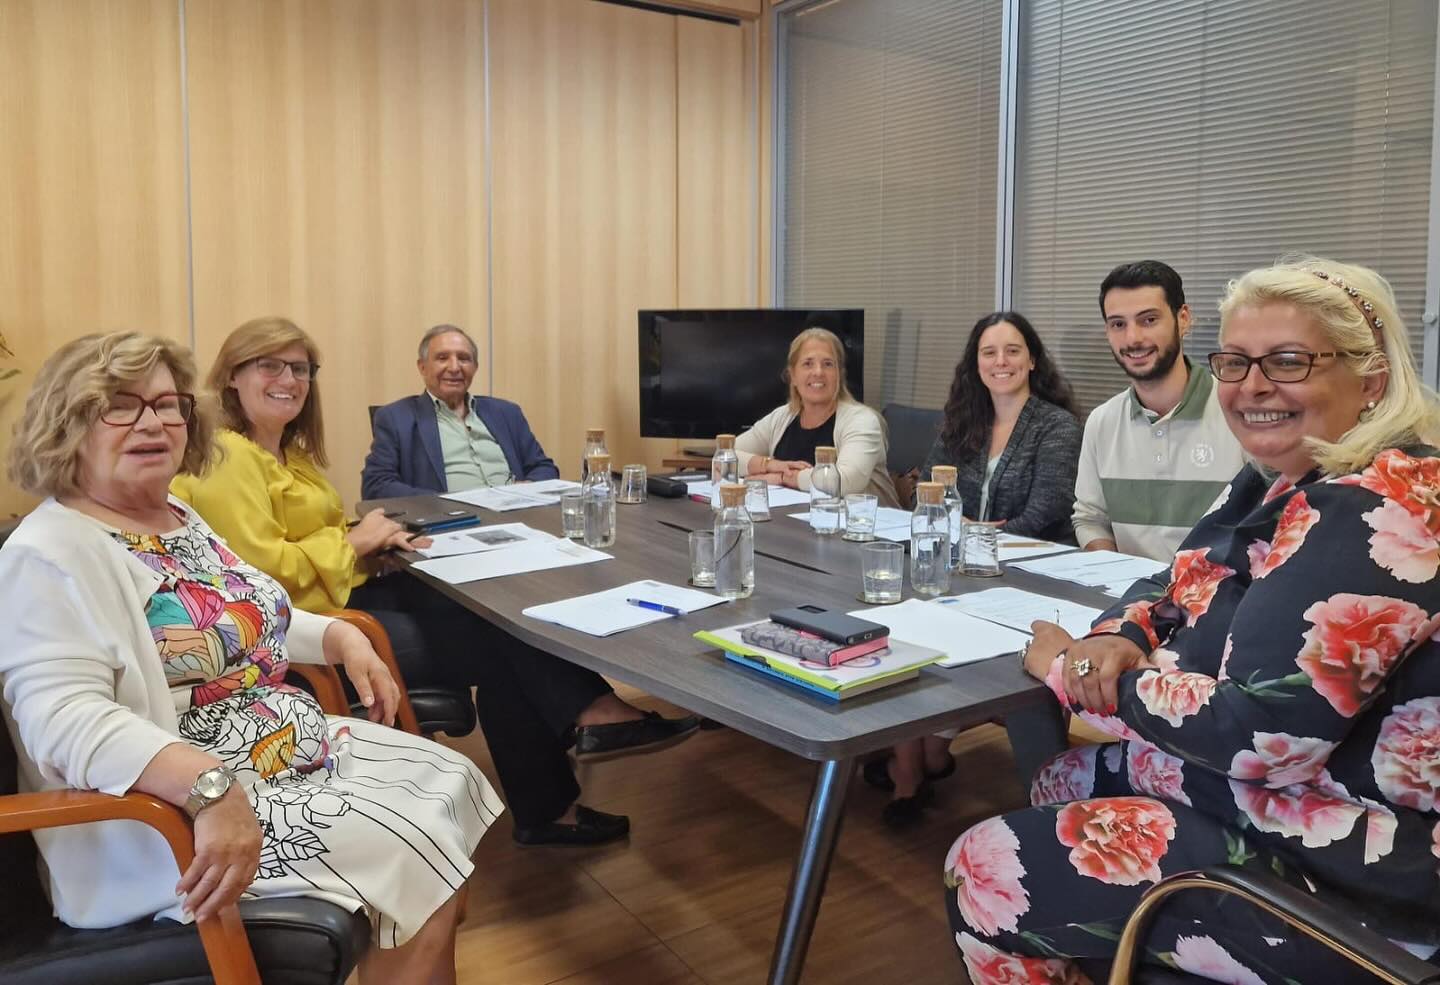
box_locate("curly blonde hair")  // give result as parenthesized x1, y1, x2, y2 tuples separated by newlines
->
(208, 317, 328, 468)
(1218, 256, 1440, 476)
(8, 332, 213, 497)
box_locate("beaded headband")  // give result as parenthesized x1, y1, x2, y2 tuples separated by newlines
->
(1308, 269, 1385, 346)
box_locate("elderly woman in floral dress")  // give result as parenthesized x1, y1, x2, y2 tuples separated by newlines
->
(944, 258, 1440, 985)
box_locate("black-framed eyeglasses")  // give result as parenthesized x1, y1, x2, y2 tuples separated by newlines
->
(100, 391, 195, 427)
(246, 356, 319, 381)
(1206, 350, 1345, 384)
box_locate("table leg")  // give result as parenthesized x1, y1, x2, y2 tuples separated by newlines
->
(767, 756, 855, 985)
(1004, 701, 1068, 787)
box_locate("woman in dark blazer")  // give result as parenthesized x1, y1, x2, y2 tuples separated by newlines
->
(867, 311, 1082, 827)
(922, 311, 1082, 541)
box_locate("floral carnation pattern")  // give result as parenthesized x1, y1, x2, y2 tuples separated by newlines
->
(1296, 594, 1427, 717)
(954, 933, 1090, 985)
(1031, 746, 1097, 806)
(1135, 670, 1217, 728)
(1371, 697, 1440, 810)
(1167, 549, 1236, 623)
(943, 818, 1030, 935)
(1229, 781, 1364, 848)
(1089, 601, 1160, 649)
(1126, 743, 1191, 806)
(1247, 492, 1319, 579)
(1229, 732, 1336, 788)
(1340, 449, 1440, 582)
(1170, 935, 1266, 985)
(1055, 797, 1176, 886)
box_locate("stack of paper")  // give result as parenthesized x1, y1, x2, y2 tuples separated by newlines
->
(441, 478, 582, 512)
(412, 538, 610, 584)
(1011, 549, 1168, 589)
(846, 598, 1029, 668)
(932, 587, 1103, 638)
(414, 523, 555, 558)
(688, 480, 811, 508)
(523, 580, 726, 637)
(996, 533, 1076, 561)
(697, 621, 944, 700)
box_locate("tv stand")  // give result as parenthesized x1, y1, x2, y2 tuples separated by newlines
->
(681, 443, 715, 458)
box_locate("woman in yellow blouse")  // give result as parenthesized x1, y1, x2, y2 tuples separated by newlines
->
(174, 317, 699, 845)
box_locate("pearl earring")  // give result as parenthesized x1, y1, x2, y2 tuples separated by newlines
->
(1366, 400, 1377, 410)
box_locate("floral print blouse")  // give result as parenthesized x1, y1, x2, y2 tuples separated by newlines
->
(1061, 447, 1440, 914)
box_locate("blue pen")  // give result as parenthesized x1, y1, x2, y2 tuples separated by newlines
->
(625, 598, 683, 616)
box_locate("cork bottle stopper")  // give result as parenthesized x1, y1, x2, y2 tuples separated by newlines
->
(715, 434, 736, 450)
(719, 482, 746, 507)
(585, 428, 606, 443)
(814, 445, 837, 465)
(916, 481, 943, 506)
(587, 453, 611, 474)
(931, 465, 957, 486)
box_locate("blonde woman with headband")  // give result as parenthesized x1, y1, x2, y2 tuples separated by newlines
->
(944, 258, 1440, 984)
(734, 326, 899, 507)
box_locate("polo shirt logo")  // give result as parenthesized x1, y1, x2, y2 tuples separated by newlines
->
(1191, 443, 1216, 468)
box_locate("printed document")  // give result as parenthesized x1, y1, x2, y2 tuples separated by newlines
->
(523, 580, 727, 636)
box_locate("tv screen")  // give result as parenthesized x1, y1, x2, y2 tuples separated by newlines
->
(638, 309, 864, 440)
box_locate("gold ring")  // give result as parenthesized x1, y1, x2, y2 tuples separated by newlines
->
(1073, 656, 1093, 677)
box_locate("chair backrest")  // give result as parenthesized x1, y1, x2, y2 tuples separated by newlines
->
(367, 405, 379, 433)
(0, 716, 57, 953)
(880, 403, 943, 474)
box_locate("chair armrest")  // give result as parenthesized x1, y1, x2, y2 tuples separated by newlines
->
(287, 663, 352, 716)
(1109, 865, 1440, 985)
(0, 790, 261, 985)
(331, 609, 422, 735)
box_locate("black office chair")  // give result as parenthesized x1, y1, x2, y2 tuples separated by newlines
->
(1110, 865, 1440, 985)
(881, 402, 944, 507)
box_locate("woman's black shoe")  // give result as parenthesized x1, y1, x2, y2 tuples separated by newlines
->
(573, 711, 702, 761)
(512, 805, 631, 846)
(880, 781, 934, 829)
(862, 753, 956, 792)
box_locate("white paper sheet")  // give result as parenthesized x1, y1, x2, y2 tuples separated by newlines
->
(440, 480, 582, 512)
(412, 539, 610, 584)
(522, 579, 727, 636)
(1011, 549, 1168, 588)
(995, 533, 1077, 561)
(846, 598, 1030, 667)
(690, 480, 810, 508)
(414, 523, 556, 559)
(789, 506, 911, 540)
(934, 587, 1102, 638)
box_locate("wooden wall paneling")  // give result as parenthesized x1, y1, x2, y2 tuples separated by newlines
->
(489, 0, 679, 480)
(659, 0, 761, 19)
(751, 13, 775, 305)
(677, 17, 752, 307)
(185, 0, 488, 510)
(0, 0, 190, 516)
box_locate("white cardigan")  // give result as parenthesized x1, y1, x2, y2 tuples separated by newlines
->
(734, 401, 900, 508)
(0, 497, 332, 930)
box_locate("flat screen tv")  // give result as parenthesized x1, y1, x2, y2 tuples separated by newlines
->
(638, 309, 864, 440)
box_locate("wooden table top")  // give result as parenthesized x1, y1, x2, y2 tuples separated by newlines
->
(361, 492, 1110, 762)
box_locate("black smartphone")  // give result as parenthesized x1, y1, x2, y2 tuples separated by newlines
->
(769, 605, 887, 646)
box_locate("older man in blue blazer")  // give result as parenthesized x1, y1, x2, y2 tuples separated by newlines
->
(363, 324, 559, 499)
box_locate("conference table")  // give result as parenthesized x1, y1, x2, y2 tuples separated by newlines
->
(362, 490, 1116, 984)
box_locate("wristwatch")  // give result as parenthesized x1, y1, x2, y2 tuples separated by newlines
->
(184, 766, 238, 818)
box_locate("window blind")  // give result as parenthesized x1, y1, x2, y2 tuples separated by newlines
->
(780, 0, 1002, 411)
(1015, 0, 1436, 412)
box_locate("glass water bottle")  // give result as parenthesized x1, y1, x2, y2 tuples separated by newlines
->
(713, 482, 755, 599)
(711, 433, 739, 510)
(910, 481, 951, 597)
(581, 452, 616, 548)
(808, 445, 843, 536)
(931, 464, 965, 571)
(580, 428, 607, 482)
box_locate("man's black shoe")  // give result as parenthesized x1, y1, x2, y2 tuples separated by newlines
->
(573, 711, 702, 761)
(512, 805, 630, 846)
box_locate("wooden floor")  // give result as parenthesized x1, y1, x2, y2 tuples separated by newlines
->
(440, 684, 1032, 985)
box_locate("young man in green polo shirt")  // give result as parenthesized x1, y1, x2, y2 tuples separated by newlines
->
(1072, 260, 1245, 562)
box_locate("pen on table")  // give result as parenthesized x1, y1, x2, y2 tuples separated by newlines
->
(1003, 540, 1051, 548)
(625, 598, 684, 616)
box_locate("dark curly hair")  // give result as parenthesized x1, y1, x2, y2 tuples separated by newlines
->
(938, 311, 1076, 459)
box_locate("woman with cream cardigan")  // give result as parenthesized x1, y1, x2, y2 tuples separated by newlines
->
(736, 327, 899, 508)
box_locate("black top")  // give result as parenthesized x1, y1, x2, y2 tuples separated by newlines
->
(772, 411, 837, 465)
(921, 395, 1082, 542)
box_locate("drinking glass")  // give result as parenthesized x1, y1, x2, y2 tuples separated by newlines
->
(560, 490, 585, 539)
(689, 530, 717, 587)
(860, 542, 904, 604)
(744, 478, 771, 521)
(962, 523, 1002, 577)
(841, 493, 877, 542)
(618, 464, 647, 504)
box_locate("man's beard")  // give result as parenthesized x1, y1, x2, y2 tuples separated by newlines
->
(1112, 332, 1182, 382)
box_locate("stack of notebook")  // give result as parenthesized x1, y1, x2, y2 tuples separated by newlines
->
(695, 620, 944, 701)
